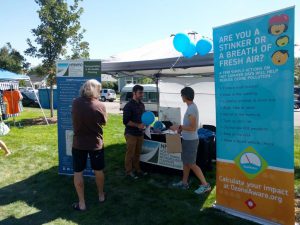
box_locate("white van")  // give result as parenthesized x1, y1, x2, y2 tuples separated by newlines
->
(100, 89, 116, 102)
(120, 84, 159, 115)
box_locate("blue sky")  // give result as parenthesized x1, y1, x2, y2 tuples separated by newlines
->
(0, 0, 299, 66)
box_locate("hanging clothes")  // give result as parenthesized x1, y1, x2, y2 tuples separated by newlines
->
(0, 82, 22, 121)
(0, 91, 5, 115)
(0, 91, 7, 120)
(3, 90, 23, 115)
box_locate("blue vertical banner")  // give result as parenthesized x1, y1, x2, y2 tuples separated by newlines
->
(57, 60, 101, 176)
(213, 7, 294, 225)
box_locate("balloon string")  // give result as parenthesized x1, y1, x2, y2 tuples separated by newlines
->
(170, 56, 181, 69)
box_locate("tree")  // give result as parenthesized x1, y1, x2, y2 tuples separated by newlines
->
(27, 64, 48, 85)
(25, 0, 88, 117)
(68, 32, 90, 59)
(137, 76, 154, 84)
(102, 81, 118, 92)
(28, 64, 48, 77)
(0, 43, 30, 74)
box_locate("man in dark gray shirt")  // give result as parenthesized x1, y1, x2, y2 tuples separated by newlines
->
(123, 85, 146, 179)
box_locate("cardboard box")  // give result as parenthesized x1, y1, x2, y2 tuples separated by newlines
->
(166, 133, 182, 153)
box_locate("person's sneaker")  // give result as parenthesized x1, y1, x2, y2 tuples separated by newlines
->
(172, 181, 189, 190)
(194, 184, 211, 194)
(126, 172, 138, 180)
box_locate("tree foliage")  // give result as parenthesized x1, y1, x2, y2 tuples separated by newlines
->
(102, 81, 118, 92)
(0, 43, 30, 74)
(68, 32, 90, 59)
(25, 0, 88, 117)
(25, 0, 88, 84)
(28, 64, 48, 77)
(137, 76, 155, 84)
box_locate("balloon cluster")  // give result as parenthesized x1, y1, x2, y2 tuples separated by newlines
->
(173, 33, 212, 58)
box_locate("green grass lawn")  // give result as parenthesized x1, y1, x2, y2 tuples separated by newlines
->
(0, 108, 299, 225)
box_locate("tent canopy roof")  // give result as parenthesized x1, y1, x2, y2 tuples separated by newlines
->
(0, 69, 30, 81)
(101, 35, 214, 77)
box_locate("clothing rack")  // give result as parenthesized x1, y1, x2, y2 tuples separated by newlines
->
(0, 70, 49, 125)
(0, 81, 21, 127)
(0, 81, 18, 90)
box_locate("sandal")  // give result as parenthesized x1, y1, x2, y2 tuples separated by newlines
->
(72, 202, 86, 211)
(99, 193, 107, 203)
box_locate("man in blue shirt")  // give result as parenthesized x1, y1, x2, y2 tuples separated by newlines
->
(123, 85, 147, 179)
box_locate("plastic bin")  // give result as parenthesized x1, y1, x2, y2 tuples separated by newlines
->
(38, 88, 57, 109)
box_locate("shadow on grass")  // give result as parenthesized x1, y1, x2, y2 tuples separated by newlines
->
(0, 143, 252, 225)
(295, 166, 300, 181)
(6, 117, 56, 128)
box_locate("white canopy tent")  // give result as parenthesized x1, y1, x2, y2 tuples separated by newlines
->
(102, 35, 216, 125)
(0, 69, 49, 125)
(102, 34, 214, 76)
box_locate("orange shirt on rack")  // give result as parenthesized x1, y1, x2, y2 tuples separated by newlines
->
(3, 90, 22, 114)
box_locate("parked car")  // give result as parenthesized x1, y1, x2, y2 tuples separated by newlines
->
(295, 86, 300, 109)
(20, 87, 39, 107)
(21, 92, 39, 107)
(120, 84, 159, 115)
(100, 89, 116, 102)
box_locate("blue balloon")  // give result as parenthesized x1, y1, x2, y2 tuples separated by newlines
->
(173, 33, 191, 53)
(182, 42, 196, 58)
(142, 111, 155, 126)
(153, 121, 166, 131)
(196, 39, 212, 56)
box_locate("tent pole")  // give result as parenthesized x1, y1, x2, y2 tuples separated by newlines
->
(29, 80, 49, 125)
(155, 74, 159, 118)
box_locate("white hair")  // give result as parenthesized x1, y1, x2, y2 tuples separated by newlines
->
(80, 79, 102, 98)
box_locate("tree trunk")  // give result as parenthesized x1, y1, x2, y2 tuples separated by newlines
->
(50, 82, 54, 118)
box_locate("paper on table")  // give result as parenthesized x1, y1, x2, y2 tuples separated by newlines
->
(161, 129, 177, 134)
(144, 126, 151, 139)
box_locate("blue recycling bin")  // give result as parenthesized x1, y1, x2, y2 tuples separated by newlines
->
(38, 88, 58, 109)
